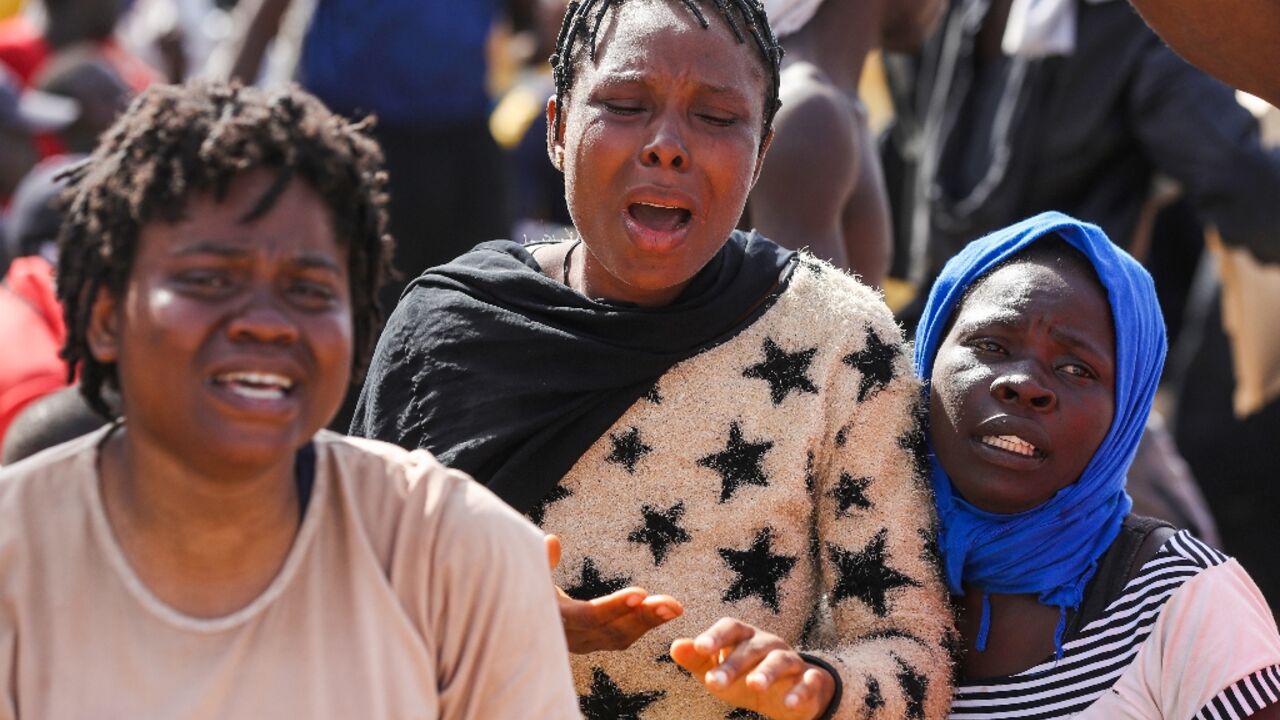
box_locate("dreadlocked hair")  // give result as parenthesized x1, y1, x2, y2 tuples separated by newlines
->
(550, 0, 784, 139)
(56, 81, 394, 419)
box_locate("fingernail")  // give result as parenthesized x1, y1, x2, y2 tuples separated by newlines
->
(747, 672, 767, 689)
(625, 595, 642, 607)
(694, 637, 714, 653)
(785, 693, 801, 709)
(656, 607, 674, 620)
(706, 671, 728, 689)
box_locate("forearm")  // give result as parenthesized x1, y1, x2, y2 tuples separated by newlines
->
(226, 0, 294, 84)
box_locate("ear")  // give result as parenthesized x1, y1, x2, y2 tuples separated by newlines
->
(86, 285, 122, 365)
(749, 128, 775, 188)
(546, 96, 566, 172)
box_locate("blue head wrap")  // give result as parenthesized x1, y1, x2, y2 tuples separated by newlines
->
(913, 212, 1167, 653)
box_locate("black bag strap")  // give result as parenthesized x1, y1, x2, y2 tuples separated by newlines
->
(1069, 515, 1177, 634)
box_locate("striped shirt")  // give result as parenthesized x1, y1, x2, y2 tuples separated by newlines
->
(951, 531, 1280, 719)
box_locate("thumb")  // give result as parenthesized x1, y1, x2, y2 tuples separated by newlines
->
(545, 534, 562, 571)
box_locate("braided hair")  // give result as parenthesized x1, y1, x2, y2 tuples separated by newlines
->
(550, 0, 784, 139)
(56, 81, 394, 418)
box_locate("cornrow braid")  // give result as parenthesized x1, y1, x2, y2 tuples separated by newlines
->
(56, 81, 395, 419)
(550, 0, 783, 140)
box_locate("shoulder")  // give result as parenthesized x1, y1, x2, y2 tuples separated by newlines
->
(762, 64, 859, 185)
(0, 429, 104, 564)
(780, 253, 907, 345)
(1120, 531, 1280, 717)
(775, 63, 860, 142)
(317, 431, 543, 551)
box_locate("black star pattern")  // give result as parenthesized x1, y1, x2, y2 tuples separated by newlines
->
(579, 667, 665, 720)
(628, 501, 692, 565)
(565, 557, 632, 601)
(644, 384, 663, 404)
(864, 676, 886, 712)
(835, 424, 850, 447)
(655, 652, 691, 677)
(606, 426, 653, 474)
(918, 527, 941, 566)
(719, 528, 798, 613)
(830, 472, 873, 517)
(842, 325, 899, 402)
(827, 529, 921, 616)
(742, 337, 820, 405)
(528, 484, 572, 526)
(726, 710, 767, 719)
(892, 653, 929, 720)
(698, 422, 774, 503)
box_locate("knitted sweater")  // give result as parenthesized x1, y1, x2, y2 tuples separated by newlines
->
(536, 257, 954, 719)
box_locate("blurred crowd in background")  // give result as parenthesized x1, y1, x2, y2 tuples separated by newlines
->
(2, 0, 1279, 613)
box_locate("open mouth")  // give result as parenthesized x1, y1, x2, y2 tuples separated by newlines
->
(979, 434, 1044, 459)
(628, 202, 692, 232)
(210, 371, 295, 401)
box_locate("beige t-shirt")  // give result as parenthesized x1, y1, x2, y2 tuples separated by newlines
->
(0, 428, 580, 719)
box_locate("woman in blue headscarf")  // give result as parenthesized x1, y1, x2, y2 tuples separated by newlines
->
(915, 211, 1280, 718)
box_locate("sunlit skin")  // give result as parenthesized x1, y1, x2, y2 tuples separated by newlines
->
(88, 169, 353, 618)
(929, 258, 1115, 515)
(539, 2, 835, 717)
(545, 0, 773, 307)
(928, 251, 1116, 676)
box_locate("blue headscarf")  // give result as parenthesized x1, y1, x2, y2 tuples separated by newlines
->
(913, 212, 1167, 654)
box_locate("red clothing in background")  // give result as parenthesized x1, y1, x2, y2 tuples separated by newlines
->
(0, 256, 67, 447)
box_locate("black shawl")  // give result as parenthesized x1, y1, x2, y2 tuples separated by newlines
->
(349, 230, 796, 514)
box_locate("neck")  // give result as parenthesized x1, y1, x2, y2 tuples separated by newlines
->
(781, 1, 882, 92)
(569, 240, 690, 307)
(956, 585, 1064, 677)
(99, 425, 303, 617)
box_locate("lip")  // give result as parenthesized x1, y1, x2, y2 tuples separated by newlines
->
(968, 414, 1051, 470)
(203, 359, 304, 421)
(621, 187, 696, 253)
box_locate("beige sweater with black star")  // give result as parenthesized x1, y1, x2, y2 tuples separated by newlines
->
(537, 257, 954, 720)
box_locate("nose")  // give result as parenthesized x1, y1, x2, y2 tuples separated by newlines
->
(640, 113, 688, 170)
(990, 369, 1057, 412)
(227, 290, 299, 346)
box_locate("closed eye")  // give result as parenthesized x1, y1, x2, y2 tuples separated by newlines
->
(603, 101, 643, 116)
(697, 113, 735, 127)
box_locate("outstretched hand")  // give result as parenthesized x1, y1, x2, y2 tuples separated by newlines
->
(671, 617, 836, 720)
(545, 535, 683, 654)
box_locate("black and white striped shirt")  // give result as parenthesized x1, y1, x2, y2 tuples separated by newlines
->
(951, 531, 1280, 719)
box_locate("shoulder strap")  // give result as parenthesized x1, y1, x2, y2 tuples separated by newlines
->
(1071, 515, 1176, 632)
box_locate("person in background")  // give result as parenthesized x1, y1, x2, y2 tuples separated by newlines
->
(0, 246, 66, 450)
(748, 0, 942, 287)
(884, 0, 1280, 610)
(0, 0, 158, 92)
(1126, 0, 1280, 109)
(0, 64, 40, 207)
(917, 212, 1280, 718)
(226, 0, 535, 311)
(32, 47, 130, 154)
(0, 81, 580, 717)
(352, 1, 954, 717)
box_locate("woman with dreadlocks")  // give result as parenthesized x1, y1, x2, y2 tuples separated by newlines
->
(0, 82, 579, 718)
(351, 1, 953, 718)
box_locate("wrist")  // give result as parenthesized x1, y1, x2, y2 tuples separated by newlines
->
(797, 653, 843, 720)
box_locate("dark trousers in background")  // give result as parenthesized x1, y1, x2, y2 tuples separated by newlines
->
(1175, 297, 1280, 616)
